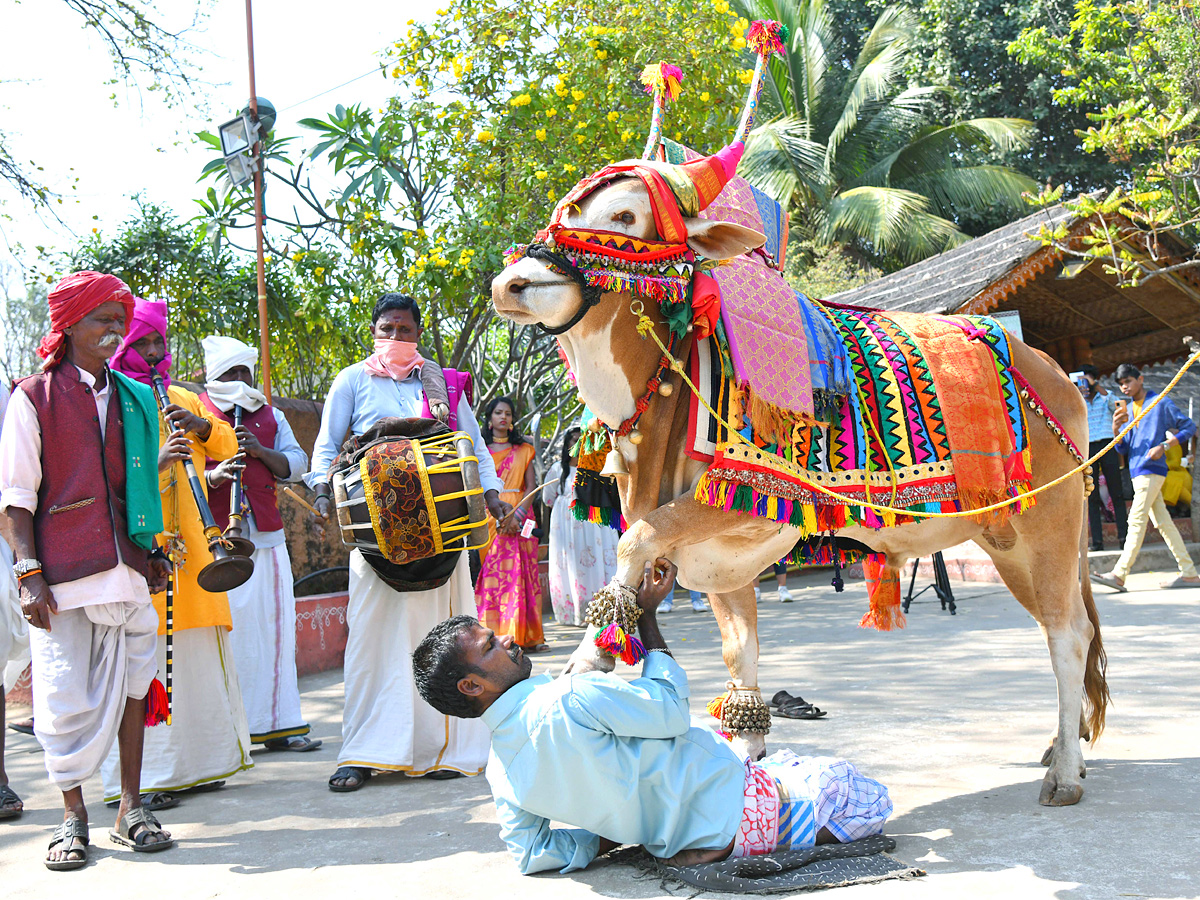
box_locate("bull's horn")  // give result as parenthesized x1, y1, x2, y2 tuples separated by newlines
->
(735, 20, 790, 144)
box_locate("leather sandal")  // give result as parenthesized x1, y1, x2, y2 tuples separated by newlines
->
(264, 736, 323, 752)
(109, 806, 175, 853)
(45, 818, 89, 870)
(328, 766, 371, 792)
(0, 783, 23, 820)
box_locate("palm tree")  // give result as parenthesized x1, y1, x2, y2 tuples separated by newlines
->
(736, 0, 1037, 265)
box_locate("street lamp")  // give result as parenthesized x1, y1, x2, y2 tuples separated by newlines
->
(217, 98, 275, 188)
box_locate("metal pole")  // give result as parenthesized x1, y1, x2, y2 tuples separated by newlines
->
(246, 0, 272, 402)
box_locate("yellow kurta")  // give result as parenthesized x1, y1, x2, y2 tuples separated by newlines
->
(154, 384, 240, 634)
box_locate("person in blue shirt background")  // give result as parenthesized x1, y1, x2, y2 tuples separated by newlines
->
(1093, 363, 1199, 591)
(413, 560, 891, 875)
(1076, 364, 1128, 552)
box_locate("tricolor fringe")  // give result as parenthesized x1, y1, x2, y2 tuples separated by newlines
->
(747, 20, 790, 57)
(570, 499, 626, 530)
(579, 266, 691, 306)
(639, 62, 684, 102)
(145, 677, 169, 727)
(596, 624, 647, 665)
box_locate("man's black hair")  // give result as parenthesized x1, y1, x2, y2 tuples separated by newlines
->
(372, 292, 422, 327)
(412, 615, 482, 718)
(1115, 363, 1142, 381)
(1080, 363, 1099, 378)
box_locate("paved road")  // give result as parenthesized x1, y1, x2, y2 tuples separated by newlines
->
(3, 570, 1198, 898)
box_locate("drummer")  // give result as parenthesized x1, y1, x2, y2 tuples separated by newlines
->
(308, 293, 509, 791)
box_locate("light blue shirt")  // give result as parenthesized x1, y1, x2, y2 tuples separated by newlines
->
(481, 652, 745, 875)
(305, 362, 502, 494)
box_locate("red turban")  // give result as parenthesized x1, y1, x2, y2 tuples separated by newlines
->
(36, 271, 134, 369)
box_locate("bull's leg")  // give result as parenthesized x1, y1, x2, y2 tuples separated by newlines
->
(562, 498, 736, 675)
(706, 584, 766, 760)
(978, 527, 1092, 806)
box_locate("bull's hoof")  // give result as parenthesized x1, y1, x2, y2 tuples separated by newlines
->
(1038, 775, 1084, 806)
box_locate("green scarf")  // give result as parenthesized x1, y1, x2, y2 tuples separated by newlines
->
(110, 369, 164, 549)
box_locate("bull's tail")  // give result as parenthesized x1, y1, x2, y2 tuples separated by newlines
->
(1081, 554, 1109, 743)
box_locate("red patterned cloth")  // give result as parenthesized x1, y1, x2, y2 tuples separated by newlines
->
(730, 758, 780, 857)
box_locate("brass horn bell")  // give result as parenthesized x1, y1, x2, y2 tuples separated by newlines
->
(599, 447, 630, 478)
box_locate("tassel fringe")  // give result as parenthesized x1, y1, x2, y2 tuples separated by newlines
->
(145, 677, 169, 727)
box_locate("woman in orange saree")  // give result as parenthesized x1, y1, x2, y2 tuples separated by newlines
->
(475, 397, 545, 650)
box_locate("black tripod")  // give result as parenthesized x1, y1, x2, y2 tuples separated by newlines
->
(902, 551, 957, 614)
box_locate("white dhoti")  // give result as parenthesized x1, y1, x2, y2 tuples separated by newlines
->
(29, 599, 158, 791)
(340, 549, 490, 775)
(101, 625, 253, 801)
(1, 534, 27, 670)
(227, 535, 308, 742)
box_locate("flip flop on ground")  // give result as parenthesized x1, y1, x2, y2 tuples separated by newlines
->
(0, 783, 24, 820)
(769, 690, 828, 719)
(1161, 575, 1200, 589)
(106, 789, 180, 811)
(45, 818, 89, 871)
(1090, 570, 1127, 592)
(264, 736, 323, 752)
(329, 766, 371, 792)
(109, 806, 175, 853)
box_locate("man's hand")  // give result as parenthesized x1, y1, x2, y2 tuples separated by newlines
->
(497, 506, 525, 536)
(310, 488, 332, 539)
(147, 556, 172, 594)
(234, 424, 265, 458)
(158, 431, 193, 472)
(162, 403, 212, 439)
(19, 573, 57, 631)
(636, 558, 677, 614)
(208, 454, 246, 488)
(486, 490, 513, 525)
(1148, 442, 1168, 461)
(1113, 402, 1130, 432)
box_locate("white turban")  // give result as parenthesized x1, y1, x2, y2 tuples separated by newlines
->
(203, 335, 266, 412)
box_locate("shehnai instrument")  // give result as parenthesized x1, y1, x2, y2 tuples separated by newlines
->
(152, 373, 254, 592)
(221, 404, 256, 558)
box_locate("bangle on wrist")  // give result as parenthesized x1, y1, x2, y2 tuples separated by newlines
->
(16, 567, 42, 582)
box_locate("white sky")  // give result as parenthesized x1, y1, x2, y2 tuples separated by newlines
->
(0, 0, 434, 269)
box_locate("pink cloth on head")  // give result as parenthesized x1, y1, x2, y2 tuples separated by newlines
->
(363, 338, 423, 382)
(110, 298, 172, 387)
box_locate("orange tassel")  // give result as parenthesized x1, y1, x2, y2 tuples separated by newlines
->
(859, 556, 905, 631)
(145, 677, 169, 727)
(706, 693, 726, 720)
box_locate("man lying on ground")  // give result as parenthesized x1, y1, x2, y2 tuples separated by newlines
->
(412, 560, 891, 875)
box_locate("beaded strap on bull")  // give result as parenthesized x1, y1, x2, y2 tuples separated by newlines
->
(583, 579, 647, 664)
(706, 682, 772, 736)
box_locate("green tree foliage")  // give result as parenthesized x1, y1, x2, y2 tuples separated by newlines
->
(1011, 0, 1200, 284)
(63, 201, 365, 398)
(735, 0, 1037, 267)
(0, 265, 48, 386)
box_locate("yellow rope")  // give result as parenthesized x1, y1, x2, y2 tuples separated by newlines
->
(633, 302, 1200, 520)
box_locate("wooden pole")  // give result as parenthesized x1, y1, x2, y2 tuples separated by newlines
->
(246, 0, 272, 403)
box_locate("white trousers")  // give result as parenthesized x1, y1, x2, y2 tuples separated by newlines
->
(227, 542, 307, 741)
(30, 600, 158, 791)
(101, 626, 253, 800)
(339, 550, 490, 775)
(1113, 473, 1198, 579)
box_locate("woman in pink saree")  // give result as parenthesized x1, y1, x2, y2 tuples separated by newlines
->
(474, 397, 545, 650)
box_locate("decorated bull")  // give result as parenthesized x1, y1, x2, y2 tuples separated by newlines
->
(491, 26, 1107, 807)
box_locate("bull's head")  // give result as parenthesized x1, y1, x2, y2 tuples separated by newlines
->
(492, 148, 765, 336)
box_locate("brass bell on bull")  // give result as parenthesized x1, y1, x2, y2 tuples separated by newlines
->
(599, 441, 630, 478)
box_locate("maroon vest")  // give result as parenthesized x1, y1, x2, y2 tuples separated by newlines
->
(198, 394, 284, 533)
(17, 365, 151, 584)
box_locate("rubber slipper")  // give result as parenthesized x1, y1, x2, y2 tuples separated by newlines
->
(264, 736, 323, 752)
(1160, 577, 1200, 589)
(1089, 572, 1127, 592)
(8, 719, 34, 736)
(45, 818, 89, 870)
(0, 784, 24, 820)
(109, 806, 175, 853)
(773, 699, 828, 719)
(328, 766, 371, 792)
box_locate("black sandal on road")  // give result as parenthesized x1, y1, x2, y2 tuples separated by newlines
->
(45, 818, 89, 871)
(328, 766, 371, 792)
(106, 790, 180, 812)
(0, 784, 23, 820)
(109, 806, 175, 853)
(264, 736, 323, 752)
(774, 699, 828, 719)
(769, 690, 815, 709)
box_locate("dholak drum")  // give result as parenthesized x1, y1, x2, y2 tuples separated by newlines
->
(331, 431, 491, 591)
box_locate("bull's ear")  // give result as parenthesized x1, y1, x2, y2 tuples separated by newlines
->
(683, 218, 766, 261)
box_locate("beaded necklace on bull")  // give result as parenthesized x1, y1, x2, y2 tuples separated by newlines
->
(504, 26, 789, 738)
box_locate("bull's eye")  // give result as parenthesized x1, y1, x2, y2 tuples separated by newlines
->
(617, 211, 636, 225)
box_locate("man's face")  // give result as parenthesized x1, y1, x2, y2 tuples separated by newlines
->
(130, 330, 168, 367)
(1117, 375, 1143, 397)
(217, 365, 254, 387)
(66, 300, 127, 361)
(458, 624, 532, 703)
(373, 308, 422, 344)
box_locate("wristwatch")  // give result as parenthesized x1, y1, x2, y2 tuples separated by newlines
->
(13, 558, 42, 578)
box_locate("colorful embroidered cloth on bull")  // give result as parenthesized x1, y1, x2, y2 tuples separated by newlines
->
(693, 310, 1034, 538)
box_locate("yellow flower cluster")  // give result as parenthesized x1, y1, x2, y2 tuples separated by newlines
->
(737, 69, 755, 84)
(536, 128, 547, 141)
(555, 73, 569, 97)
(571, 89, 585, 102)
(545, 108, 558, 117)
(714, 0, 730, 12)
(535, 170, 548, 180)
(476, 129, 495, 141)
(510, 93, 532, 107)
(606, 110, 619, 122)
